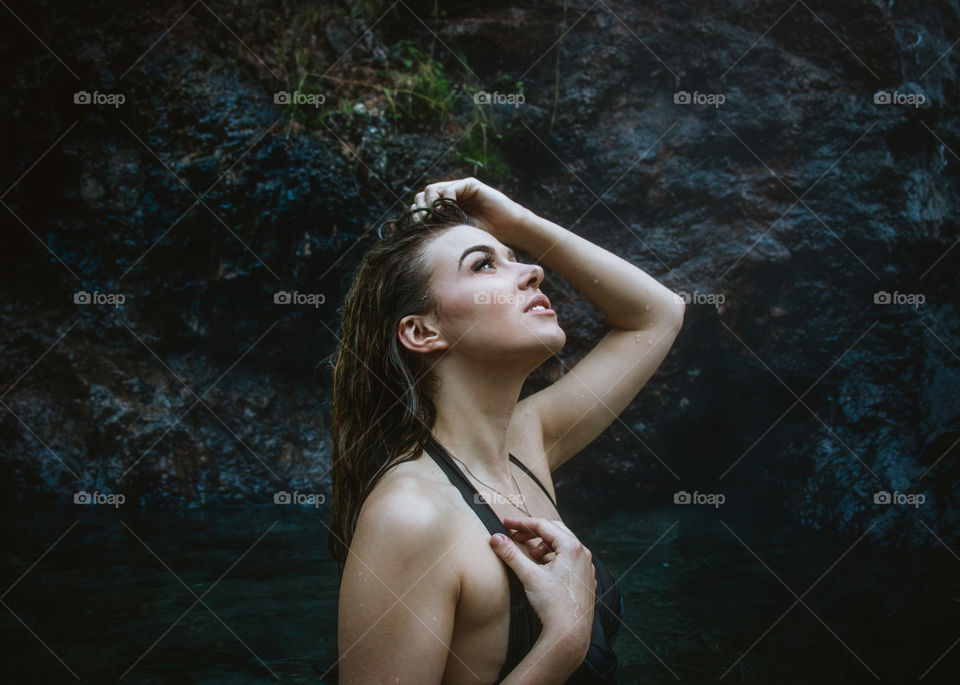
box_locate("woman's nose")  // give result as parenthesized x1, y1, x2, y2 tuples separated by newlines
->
(522, 263, 543, 289)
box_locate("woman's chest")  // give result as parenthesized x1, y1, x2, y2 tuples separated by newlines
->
(438, 490, 562, 683)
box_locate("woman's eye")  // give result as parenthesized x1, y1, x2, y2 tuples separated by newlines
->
(473, 257, 494, 271)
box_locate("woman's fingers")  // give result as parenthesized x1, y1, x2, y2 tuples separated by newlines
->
(488, 533, 541, 585)
(501, 516, 569, 552)
(417, 178, 474, 207)
(506, 515, 572, 541)
(510, 533, 555, 564)
(511, 529, 553, 564)
(528, 540, 554, 561)
(506, 525, 541, 544)
(408, 202, 422, 224)
(424, 186, 443, 206)
(436, 178, 476, 201)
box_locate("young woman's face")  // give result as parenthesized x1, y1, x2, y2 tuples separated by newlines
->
(417, 224, 566, 365)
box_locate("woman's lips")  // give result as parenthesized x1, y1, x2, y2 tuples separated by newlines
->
(524, 307, 556, 315)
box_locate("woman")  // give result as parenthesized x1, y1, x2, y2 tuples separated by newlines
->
(329, 178, 684, 683)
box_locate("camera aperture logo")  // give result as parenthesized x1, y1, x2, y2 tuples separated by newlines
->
(274, 490, 325, 508)
(74, 290, 126, 308)
(274, 290, 325, 307)
(74, 490, 125, 508)
(674, 490, 725, 508)
(473, 90, 525, 109)
(674, 90, 725, 108)
(74, 90, 126, 108)
(274, 91, 325, 108)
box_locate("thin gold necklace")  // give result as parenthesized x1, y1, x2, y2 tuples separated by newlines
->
(449, 453, 532, 516)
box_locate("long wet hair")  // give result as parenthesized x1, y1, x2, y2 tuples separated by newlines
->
(328, 197, 474, 576)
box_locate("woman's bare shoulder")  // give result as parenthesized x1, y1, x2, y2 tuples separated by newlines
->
(354, 457, 463, 544)
(338, 461, 465, 683)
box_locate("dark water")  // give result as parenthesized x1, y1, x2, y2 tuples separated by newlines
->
(2, 502, 957, 683)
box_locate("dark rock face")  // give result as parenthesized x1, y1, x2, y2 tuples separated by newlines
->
(1, 0, 957, 548)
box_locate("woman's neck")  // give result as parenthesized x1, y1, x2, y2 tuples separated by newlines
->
(429, 356, 529, 488)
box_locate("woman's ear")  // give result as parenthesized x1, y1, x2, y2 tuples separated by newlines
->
(397, 315, 449, 354)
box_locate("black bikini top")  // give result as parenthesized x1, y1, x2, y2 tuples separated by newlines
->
(424, 434, 622, 683)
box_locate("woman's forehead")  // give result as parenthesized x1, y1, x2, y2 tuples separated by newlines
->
(431, 223, 489, 247)
(426, 225, 506, 265)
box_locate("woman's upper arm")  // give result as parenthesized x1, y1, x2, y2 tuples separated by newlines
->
(337, 485, 461, 684)
(518, 318, 683, 472)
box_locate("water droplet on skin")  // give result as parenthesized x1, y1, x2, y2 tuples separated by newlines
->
(644, 304, 650, 310)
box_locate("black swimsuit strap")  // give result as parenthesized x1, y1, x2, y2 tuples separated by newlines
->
(508, 454, 557, 508)
(423, 435, 508, 536)
(424, 435, 620, 682)
(422, 434, 543, 682)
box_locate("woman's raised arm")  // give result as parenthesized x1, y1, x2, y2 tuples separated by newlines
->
(507, 207, 685, 471)
(413, 177, 685, 471)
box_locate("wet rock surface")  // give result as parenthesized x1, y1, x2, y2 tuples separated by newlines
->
(1, 0, 957, 548)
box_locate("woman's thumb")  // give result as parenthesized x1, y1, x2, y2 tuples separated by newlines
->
(490, 533, 537, 580)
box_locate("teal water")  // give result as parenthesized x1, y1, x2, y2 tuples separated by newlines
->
(2, 503, 957, 683)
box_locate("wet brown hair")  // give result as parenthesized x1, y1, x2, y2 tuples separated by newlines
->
(328, 197, 474, 574)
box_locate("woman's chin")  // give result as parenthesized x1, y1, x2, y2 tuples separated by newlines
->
(534, 328, 566, 354)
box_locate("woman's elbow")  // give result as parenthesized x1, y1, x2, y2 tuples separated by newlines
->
(661, 291, 685, 332)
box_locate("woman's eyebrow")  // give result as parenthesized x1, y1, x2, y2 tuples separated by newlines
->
(458, 244, 517, 270)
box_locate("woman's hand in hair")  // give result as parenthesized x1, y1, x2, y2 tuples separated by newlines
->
(411, 177, 535, 244)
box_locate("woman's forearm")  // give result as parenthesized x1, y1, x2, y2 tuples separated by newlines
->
(510, 213, 683, 331)
(499, 629, 587, 685)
